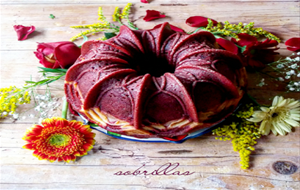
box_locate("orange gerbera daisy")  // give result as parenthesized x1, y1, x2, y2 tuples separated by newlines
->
(23, 117, 95, 162)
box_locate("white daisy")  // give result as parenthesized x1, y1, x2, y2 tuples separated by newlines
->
(248, 96, 300, 135)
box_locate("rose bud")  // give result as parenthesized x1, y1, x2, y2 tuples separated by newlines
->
(34, 41, 81, 69)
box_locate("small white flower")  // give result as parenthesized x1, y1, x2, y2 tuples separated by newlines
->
(289, 87, 295, 91)
(12, 114, 19, 119)
(278, 77, 284, 81)
(277, 64, 284, 69)
(290, 70, 296, 75)
(248, 96, 300, 135)
(286, 57, 292, 61)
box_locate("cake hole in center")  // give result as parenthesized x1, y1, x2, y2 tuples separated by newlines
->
(130, 53, 175, 77)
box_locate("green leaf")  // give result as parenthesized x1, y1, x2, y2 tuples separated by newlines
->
(49, 14, 55, 19)
(78, 34, 89, 48)
(237, 45, 247, 53)
(38, 67, 67, 73)
(104, 32, 116, 39)
(82, 34, 88, 43)
(24, 81, 36, 84)
(192, 27, 206, 34)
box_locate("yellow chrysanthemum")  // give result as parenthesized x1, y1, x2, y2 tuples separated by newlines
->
(23, 117, 95, 162)
(248, 96, 300, 135)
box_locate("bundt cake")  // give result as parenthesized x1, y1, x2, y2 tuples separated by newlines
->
(64, 22, 247, 138)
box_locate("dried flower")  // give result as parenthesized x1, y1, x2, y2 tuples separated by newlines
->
(248, 96, 300, 135)
(143, 10, 166, 22)
(23, 117, 95, 162)
(13, 25, 35, 41)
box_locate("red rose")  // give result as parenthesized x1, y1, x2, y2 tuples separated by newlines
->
(34, 41, 81, 69)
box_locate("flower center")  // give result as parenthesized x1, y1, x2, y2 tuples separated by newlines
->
(272, 112, 279, 118)
(45, 54, 56, 63)
(48, 134, 70, 147)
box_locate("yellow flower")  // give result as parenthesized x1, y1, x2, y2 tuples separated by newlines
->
(248, 96, 300, 135)
(112, 7, 120, 22)
(0, 86, 31, 118)
(121, 3, 132, 19)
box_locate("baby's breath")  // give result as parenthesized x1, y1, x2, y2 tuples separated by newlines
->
(212, 104, 262, 169)
(268, 53, 300, 92)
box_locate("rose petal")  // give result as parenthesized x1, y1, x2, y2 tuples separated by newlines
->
(216, 38, 238, 55)
(54, 42, 81, 68)
(13, 25, 35, 41)
(233, 33, 258, 46)
(143, 10, 166, 22)
(285, 37, 300, 52)
(141, 0, 149, 3)
(186, 16, 218, 27)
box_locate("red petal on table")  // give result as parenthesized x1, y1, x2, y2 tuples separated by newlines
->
(285, 37, 300, 52)
(186, 16, 218, 27)
(141, 0, 149, 3)
(143, 10, 166, 22)
(13, 25, 35, 41)
(216, 38, 238, 54)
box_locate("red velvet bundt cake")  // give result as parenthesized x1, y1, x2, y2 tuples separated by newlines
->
(65, 22, 247, 138)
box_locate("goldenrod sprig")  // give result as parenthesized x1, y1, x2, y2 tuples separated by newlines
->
(0, 86, 31, 118)
(121, 3, 139, 30)
(195, 19, 280, 42)
(70, 3, 138, 41)
(212, 103, 262, 169)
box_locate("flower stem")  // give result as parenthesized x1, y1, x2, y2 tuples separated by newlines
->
(61, 96, 68, 119)
(246, 93, 260, 106)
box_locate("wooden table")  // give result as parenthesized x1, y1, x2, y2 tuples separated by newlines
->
(1, 0, 299, 189)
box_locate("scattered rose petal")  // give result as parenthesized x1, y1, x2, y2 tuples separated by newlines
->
(186, 16, 218, 27)
(143, 10, 166, 22)
(141, 0, 149, 3)
(154, 23, 185, 33)
(216, 38, 238, 54)
(285, 37, 300, 52)
(13, 25, 35, 41)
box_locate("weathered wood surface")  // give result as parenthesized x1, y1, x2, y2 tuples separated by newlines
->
(1, 0, 299, 189)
